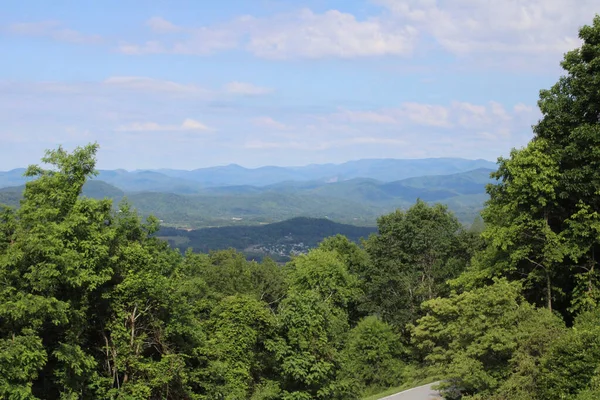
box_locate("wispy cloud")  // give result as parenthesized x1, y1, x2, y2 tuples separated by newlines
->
(374, 0, 595, 59)
(146, 17, 182, 33)
(109, 1, 598, 69)
(6, 21, 102, 44)
(116, 118, 213, 132)
(104, 76, 208, 95)
(117, 10, 417, 59)
(252, 116, 288, 130)
(332, 109, 397, 124)
(224, 81, 272, 95)
(243, 9, 417, 59)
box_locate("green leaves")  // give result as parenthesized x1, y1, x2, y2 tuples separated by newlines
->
(362, 200, 473, 330)
(337, 316, 405, 397)
(412, 279, 548, 398)
(197, 295, 277, 399)
(287, 249, 360, 309)
(0, 330, 47, 400)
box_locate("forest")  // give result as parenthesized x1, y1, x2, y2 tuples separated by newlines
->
(157, 217, 378, 262)
(2, 14, 600, 400)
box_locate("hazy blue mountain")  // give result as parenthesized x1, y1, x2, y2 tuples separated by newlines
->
(95, 170, 203, 194)
(155, 158, 497, 186)
(0, 166, 495, 229)
(0, 168, 31, 188)
(193, 168, 495, 204)
(0, 158, 497, 193)
(82, 180, 126, 201)
(0, 180, 125, 209)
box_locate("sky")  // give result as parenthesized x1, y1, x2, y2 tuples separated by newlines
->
(1, 0, 599, 170)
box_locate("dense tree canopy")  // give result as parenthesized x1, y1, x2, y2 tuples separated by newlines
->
(411, 14, 600, 400)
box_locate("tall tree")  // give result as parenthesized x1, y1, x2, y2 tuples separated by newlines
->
(362, 200, 474, 330)
(479, 15, 600, 316)
(0, 145, 202, 399)
(482, 138, 565, 311)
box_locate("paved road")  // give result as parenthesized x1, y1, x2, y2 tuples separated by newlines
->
(380, 382, 442, 400)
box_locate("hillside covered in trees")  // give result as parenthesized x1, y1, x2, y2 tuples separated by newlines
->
(0, 166, 493, 228)
(3, 14, 600, 400)
(158, 217, 378, 261)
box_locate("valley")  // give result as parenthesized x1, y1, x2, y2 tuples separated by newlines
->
(0, 158, 495, 229)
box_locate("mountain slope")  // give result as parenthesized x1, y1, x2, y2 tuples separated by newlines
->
(158, 217, 378, 260)
(0, 180, 125, 208)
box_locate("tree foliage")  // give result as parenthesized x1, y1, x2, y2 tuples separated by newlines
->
(362, 200, 476, 330)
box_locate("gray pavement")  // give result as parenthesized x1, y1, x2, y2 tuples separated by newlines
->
(379, 382, 442, 400)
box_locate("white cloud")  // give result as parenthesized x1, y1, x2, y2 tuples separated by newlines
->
(7, 21, 102, 44)
(118, 41, 165, 55)
(243, 9, 417, 59)
(398, 102, 451, 127)
(346, 136, 405, 145)
(319, 99, 536, 143)
(224, 81, 272, 95)
(104, 76, 271, 97)
(490, 101, 511, 120)
(116, 118, 212, 132)
(452, 101, 514, 130)
(514, 103, 534, 113)
(113, 2, 598, 64)
(375, 0, 596, 58)
(118, 10, 417, 59)
(104, 76, 208, 95)
(330, 103, 451, 128)
(119, 17, 238, 55)
(146, 17, 182, 33)
(334, 109, 397, 124)
(253, 116, 288, 130)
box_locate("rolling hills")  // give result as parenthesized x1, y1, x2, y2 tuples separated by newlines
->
(0, 167, 494, 228)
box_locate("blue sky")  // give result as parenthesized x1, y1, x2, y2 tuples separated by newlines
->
(1, 0, 598, 170)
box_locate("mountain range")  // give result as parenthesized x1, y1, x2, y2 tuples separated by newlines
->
(0, 158, 498, 228)
(0, 158, 497, 193)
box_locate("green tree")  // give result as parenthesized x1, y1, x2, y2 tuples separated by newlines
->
(0, 144, 204, 399)
(536, 310, 600, 400)
(482, 138, 566, 311)
(268, 290, 346, 400)
(477, 15, 600, 317)
(268, 249, 360, 399)
(336, 316, 405, 397)
(412, 279, 561, 399)
(286, 248, 360, 310)
(362, 200, 474, 330)
(0, 144, 112, 399)
(195, 295, 277, 399)
(318, 235, 371, 325)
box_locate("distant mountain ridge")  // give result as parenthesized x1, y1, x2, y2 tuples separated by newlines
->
(0, 157, 497, 193)
(0, 168, 495, 228)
